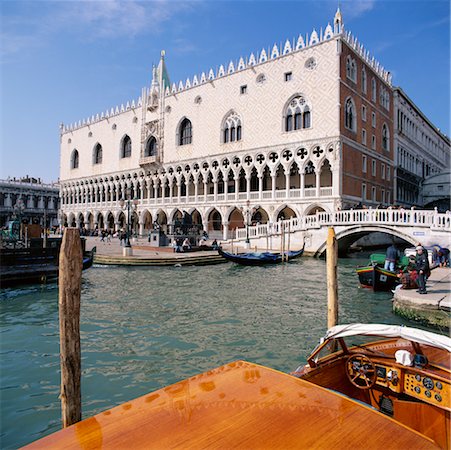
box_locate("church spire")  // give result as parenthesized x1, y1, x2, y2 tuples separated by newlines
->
(157, 50, 171, 92)
(334, 6, 344, 34)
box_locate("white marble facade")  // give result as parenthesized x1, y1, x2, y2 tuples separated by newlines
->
(59, 11, 392, 238)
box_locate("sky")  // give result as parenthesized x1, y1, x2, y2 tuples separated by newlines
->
(0, 0, 449, 183)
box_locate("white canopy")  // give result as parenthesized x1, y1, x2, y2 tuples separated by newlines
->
(323, 324, 451, 353)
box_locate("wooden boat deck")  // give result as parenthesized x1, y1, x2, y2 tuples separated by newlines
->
(25, 360, 439, 449)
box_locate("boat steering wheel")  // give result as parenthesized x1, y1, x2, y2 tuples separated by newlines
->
(346, 354, 377, 390)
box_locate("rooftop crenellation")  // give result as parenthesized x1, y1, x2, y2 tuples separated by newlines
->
(61, 10, 392, 135)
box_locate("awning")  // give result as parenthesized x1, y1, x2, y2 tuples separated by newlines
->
(323, 323, 451, 353)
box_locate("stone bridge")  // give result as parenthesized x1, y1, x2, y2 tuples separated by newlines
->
(233, 209, 451, 256)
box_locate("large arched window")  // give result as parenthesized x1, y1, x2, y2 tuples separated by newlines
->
(382, 124, 389, 151)
(179, 118, 192, 145)
(145, 136, 157, 156)
(71, 149, 79, 169)
(345, 98, 356, 131)
(121, 135, 132, 158)
(93, 143, 102, 164)
(222, 112, 242, 143)
(284, 95, 312, 132)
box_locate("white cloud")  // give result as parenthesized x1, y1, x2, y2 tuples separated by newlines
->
(341, 0, 376, 19)
(1, 0, 200, 59)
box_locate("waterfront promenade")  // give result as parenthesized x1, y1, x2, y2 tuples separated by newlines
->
(393, 267, 451, 330)
(84, 236, 226, 265)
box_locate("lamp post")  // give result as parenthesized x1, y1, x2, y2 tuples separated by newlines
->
(119, 188, 138, 256)
(241, 200, 259, 249)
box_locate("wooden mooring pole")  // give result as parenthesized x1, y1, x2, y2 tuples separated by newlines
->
(58, 228, 83, 428)
(326, 227, 338, 329)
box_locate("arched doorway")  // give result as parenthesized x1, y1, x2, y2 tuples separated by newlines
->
(228, 207, 245, 231)
(155, 210, 168, 232)
(142, 210, 152, 232)
(277, 206, 297, 221)
(78, 213, 84, 230)
(251, 207, 269, 224)
(107, 212, 115, 231)
(208, 209, 222, 232)
(191, 209, 202, 226)
(305, 205, 326, 215)
(117, 212, 126, 230)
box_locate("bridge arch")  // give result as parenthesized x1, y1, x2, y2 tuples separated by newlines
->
(315, 225, 417, 257)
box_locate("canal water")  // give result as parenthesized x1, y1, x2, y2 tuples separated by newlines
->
(1, 254, 411, 448)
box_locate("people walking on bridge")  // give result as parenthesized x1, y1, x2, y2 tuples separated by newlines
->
(415, 246, 430, 294)
(384, 244, 400, 272)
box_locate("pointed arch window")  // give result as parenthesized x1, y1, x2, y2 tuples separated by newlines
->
(71, 149, 79, 169)
(145, 136, 157, 156)
(382, 124, 390, 151)
(93, 143, 102, 165)
(179, 118, 192, 145)
(222, 112, 242, 143)
(121, 135, 132, 158)
(345, 98, 356, 132)
(285, 95, 312, 132)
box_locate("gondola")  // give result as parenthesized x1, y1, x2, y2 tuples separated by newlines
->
(218, 244, 304, 266)
(356, 253, 409, 291)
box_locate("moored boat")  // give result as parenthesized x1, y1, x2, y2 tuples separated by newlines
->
(25, 323, 450, 449)
(218, 244, 304, 266)
(0, 242, 95, 288)
(356, 253, 409, 291)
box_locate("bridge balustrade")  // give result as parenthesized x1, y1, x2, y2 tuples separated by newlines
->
(234, 208, 451, 240)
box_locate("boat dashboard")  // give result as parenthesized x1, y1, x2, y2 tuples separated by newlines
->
(360, 357, 451, 409)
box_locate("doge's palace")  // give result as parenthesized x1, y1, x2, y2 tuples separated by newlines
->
(60, 10, 396, 239)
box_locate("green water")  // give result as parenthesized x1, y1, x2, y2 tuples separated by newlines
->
(1, 255, 410, 448)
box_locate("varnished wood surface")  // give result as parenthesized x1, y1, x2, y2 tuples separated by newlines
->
(25, 361, 439, 449)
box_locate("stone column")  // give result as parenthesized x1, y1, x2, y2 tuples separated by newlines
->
(258, 175, 263, 200)
(235, 178, 239, 201)
(194, 179, 199, 203)
(285, 172, 290, 199)
(139, 221, 144, 236)
(177, 182, 181, 203)
(222, 221, 229, 240)
(300, 173, 305, 198)
(213, 178, 218, 202)
(316, 170, 321, 198)
(246, 176, 251, 199)
(154, 182, 158, 200)
(271, 175, 276, 199)
(204, 182, 208, 203)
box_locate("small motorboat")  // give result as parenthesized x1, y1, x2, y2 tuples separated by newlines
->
(293, 323, 451, 449)
(25, 323, 449, 449)
(356, 253, 409, 291)
(218, 244, 304, 266)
